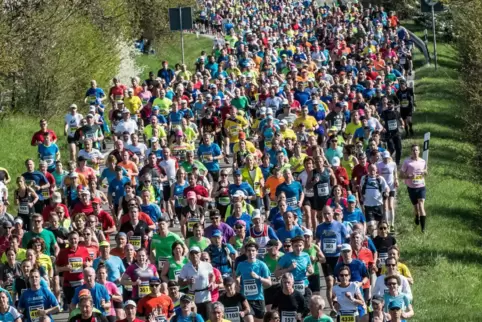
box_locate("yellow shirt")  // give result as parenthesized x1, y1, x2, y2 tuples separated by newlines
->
(152, 97, 172, 116)
(233, 141, 256, 154)
(182, 126, 197, 144)
(143, 124, 167, 140)
(381, 262, 413, 280)
(1, 248, 26, 264)
(37, 253, 53, 276)
(280, 128, 297, 141)
(224, 116, 248, 143)
(345, 121, 362, 136)
(289, 153, 308, 173)
(241, 166, 264, 196)
(293, 116, 318, 133)
(124, 96, 143, 114)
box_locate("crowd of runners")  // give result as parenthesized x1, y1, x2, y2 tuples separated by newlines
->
(0, 1, 429, 322)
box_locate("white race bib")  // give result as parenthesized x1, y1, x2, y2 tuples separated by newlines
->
(281, 311, 297, 322)
(294, 281, 305, 295)
(412, 174, 424, 185)
(19, 203, 29, 214)
(387, 119, 398, 131)
(317, 183, 329, 196)
(225, 307, 241, 322)
(270, 273, 279, 284)
(378, 252, 389, 268)
(243, 279, 258, 297)
(322, 238, 337, 254)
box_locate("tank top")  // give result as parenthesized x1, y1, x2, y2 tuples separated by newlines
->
(216, 181, 231, 206)
(313, 168, 331, 199)
(16, 188, 33, 216)
(249, 225, 270, 249)
(167, 257, 189, 282)
(121, 195, 137, 215)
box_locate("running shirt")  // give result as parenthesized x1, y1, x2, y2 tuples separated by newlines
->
(332, 283, 361, 316)
(315, 221, 348, 257)
(0, 306, 21, 322)
(197, 143, 222, 172)
(18, 287, 59, 322)
(236, 260, 270, 300)
(124, 263, 157, 299)
(401, 157, 426, 188)
(377, 161, 397, 191)
(65, 113, 83, 137)
(277, 252, 312, 289)
(276, 181, 303, 214)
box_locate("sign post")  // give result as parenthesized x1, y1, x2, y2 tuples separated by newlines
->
(169, 7, 193, 65)
(421, 0, 444, 70)
(422, 132, 430, 164)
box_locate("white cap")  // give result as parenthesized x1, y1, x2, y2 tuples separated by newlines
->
(331, 156, 341, 167)
(150, 137, 158, 143)
(89, 105, 96, 112)
(14, 217, 23, 225)
(303, 228, 313, 236)
(124, 300, 137, 307)
(251, 209, 261, 219)
(280, 119, 288, 126)
(267, 108, 273, 115)
(260, 107, 267, 114)
(341, 244, 352, 252)
(382, 151, 391, 159)
(232, 190, 246, 198)
(189, 246, 201, 253)
(70, 104, 77, 109)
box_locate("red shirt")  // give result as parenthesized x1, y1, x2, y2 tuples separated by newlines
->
(351, 162, 368, 186)
(31, 129, 58, 146)
(81, 243, 99, 260)
(120, 212, 154, 226)
(96, 210, 116, 241)
(183, 185, 209, 206)
(42, 203, 70, 222)
(109, 85, 127, 99)
(334, 167, 350, 189)
(72, 202, 94, 217)
(56, 245, 91, 286)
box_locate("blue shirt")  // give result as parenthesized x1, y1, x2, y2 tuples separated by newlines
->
(108, 176, 131, 205)
(141, 203, 163, 222)
(38, 144, 59, 171)
(276, 226, 304, 243)
(197, 143, 222, 171)
(226, 213, 252, 232)
(268, 147, 288, 166)
(93, 256, 126, 284)
(278, 252, 312, 286)
(18, 287, 59, 322)
(100, 167, 128, 185)
(315, 221, 348, 257)
(294, 90, 310, 106)
(85, 88, 105, 104)
(173, 308, 204, 322)
(236, 260, 270, 300)
(276, 181, 303, 214)
(21, 171, 48, 201)
(268, 208, 285, 231)
(72, 283, 110, 315)
(0, 306, 21, 322)
(343, 208, 366, 225)
(229, 182, 255, 197)
(334, 259, 369, 283)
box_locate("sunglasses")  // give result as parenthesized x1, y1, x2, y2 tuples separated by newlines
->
(221, 174, 228, 177)
(210, 216, 220, 220)
(387, 282, 398, 286)
(386, 264, 397, 267)
(150, 284, 161, 287)
(33, 220, 42, 223)
(283, 245, 292, 248)
(339, 273, 349, 277)
(235, 226, 243, 229)
(380, 227, 388, 230)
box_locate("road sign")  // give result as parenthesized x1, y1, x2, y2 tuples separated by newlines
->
(169, 7, 193, 31)
(421, 0, 444, 13)
(422, 132, 430, 164)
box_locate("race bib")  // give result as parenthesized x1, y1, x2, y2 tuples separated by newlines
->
(286, 197, 298, 209)
(174, 270, 181, 281)
(225, 307, 241, 322)
(187, 218, 200, 232)
(129, 235, 142, 250)
(387, 119, 398, 131)
(322, 238, 337, 254)
(29, 304, 44, 322)
(400, 99, 409, 107)
(399, 57, 406, 64)
(85, 132, 95, 140)
(19, 203, 29, 214)
(281, 311, 297, 322)
(70, 279, 83, 287)
(305, 187, 314, 198)
(258, 248, 267, 257)
(201, 152, 212, 163)
(270, 273, 279, 284)
(158, 257, 169, 271)
(219, 196, 231, 205)
(243, 279, 258, 297)
(378, 252, 389, 268)
(41, 189, 50, 199)
(69, 257, 83, 273)
(89, 95, 97, 103)
(412, 174, 424, 185)
(317, 183, 329, 196)
(340, 310, 356, 322)
(230, 125, 240, 136)
(155, 316, 167, 322)
(70, 126, 78, 134)
(139, 281, 150, 298)
(294, 281, 305, 295)
(43, 155, 55, 166)
(125, 277, 133, 291)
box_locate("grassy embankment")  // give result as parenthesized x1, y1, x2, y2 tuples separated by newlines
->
(395, 22, 482, 321)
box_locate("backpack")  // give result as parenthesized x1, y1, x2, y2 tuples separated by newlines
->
(361, 175, 382, 196)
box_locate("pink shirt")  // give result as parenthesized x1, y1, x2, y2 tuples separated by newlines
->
(401, 157, 426, 188)
(124, 263, 158, 299)
(104, 281, 120, 316)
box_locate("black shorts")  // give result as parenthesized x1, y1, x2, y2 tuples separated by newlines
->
(308, 274, 321, 293)
(113, 301, 123, 309)
(389, 190, 396, 198)
(364, 205, 383, 222)
(321, 256, 339, 277)
(175, 207, 183, 220)
(400, 107, 413, 119)
(303, 196, 315, 207)
(313, 197, 329, 211)
(67, 136, 76, 144)
(208, 170, 220, 182)
(264, 284, 281, 305)
(407, 186, 426, 205)
(163, 184, 171, 201)
(64, 285, 76, 304)
(106, 316, 116, 322)
(248, 299, 266, 319)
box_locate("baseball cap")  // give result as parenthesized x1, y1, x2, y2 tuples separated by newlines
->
(267, 108, 273, 115)
(69, 172, 79, 178)
(189, 246, 201, 253)
(239, 132, 246, 140)
(328, 126, 338, 132)
(79, 289, 91, 299)
(372, 295, 384, 304)
(149, 277, 161, 285)
(77, 156, 87, 162)
(150, 137, 158, 143)
(3, 221, 12, 228)
(303, 228, 313, 237)
(251, 209, 261, 220)
(152, 105, 160, 110)
(388, 300, 403, 310)
(223, 276, 236, 285)
(124, 300, 137, 308)
(114, 165, 122, 172)
(382, 151, 391, 159)
(79, 188, 90, 196)
(99, 241, 110, 247)
(187, 191, 197, 200)
(86, 113, 94, 118)
(260, 107, 267, 114)
(122, 109, 130, 114)
(52, 192, 62, 203)
(180, 295, 193, 303)
(331, 157, 341, 167)
(70, 103, 78, 109)
(232, 190, 245, 198)
(212, 230, 222, 238)
(127, 88, 134, 93)
(89, 106, 96, 112)
(14, 218, 23, 225)
(234, 220, 246, 227)
(91, 197, 101, 204)
(266, 239, 279, 248)
(341, 244, 352, 252)
(347, 195, 357, 203)
(175, 130, 183, 137)
(233, 169, 242, 176)
(279, 119, 288, 126)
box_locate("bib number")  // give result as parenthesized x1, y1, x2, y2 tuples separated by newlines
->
(243, 279, 258, 297)
(187, 218, 200, 232)
(19, 203, 29, 214)
(317, 183, 329, 196)
(340, 310, 356, 322)
(281, 311, 297, 322)
(322, 238, 337, 254)
(158, 257, 169, 271)
(387, 119, 398, 131)
(139, 281, 150, 298)
(412, 174, 424, 185)
(270, 273, 279, 284)
(225, 307, 241, 322)
(69, 257, 83, 273)
(378, 252, 388, 268)
(129, 236, 142, 250)
(29, 305, 44, 322)
(294, 281, 305, 295)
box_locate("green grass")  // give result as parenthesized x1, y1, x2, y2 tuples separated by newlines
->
(395, 24, 482, 321)
(136, 33, 214, 80)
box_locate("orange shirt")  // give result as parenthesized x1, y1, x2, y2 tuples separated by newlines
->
(110, 247, 126, 259)
(81, 243, 99, 260)
(265, 175, 285, 200)
(120, 212, 154, 226)
(137, 293, 174, 317)
(118, 160, 138, 185)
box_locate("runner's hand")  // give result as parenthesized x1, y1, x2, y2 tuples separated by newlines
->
(250, 272, 260, 280)
(37, 309, 47, 317)
(288, 261, 297, 271)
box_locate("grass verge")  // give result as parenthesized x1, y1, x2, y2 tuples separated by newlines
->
(396, 24, 482, 321)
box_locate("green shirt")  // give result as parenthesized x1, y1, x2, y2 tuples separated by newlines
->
(303, 315, 333, 322)
(186, 237, 210, 251)
(304, 245, 320, 275)
(168, 257, 189, 281)
(181, 160, 208, 175)
(22, 229, 57, 256)
(151, 232, 184, 261)
(262, 252, 283, 273)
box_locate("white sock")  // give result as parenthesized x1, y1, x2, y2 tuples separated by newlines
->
(386, 210, 392, 225)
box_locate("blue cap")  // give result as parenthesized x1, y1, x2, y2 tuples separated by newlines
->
(347, 195, 356, 203)
(153, 105, 160, 110)
(388, 299, 403, 310)
(212, 230, 222, 237)
(233, 169, 241, 176)
(149, 277, 161, 285)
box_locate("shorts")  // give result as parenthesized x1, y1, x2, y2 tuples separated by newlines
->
(313, 197, 329, 211)
(407, 186, 426, 205)
(175, 207, 183, 220)
(303, 196, 315, 207)
(389, 190, 396, 198)
(63, 285, 76, 304)
(67, 136, 76, 144)
(321, 256, 339, 278)
(113, 301, 123, 309)
(106, 316, 116, 322)
(264, 284, 281, 305)
(308, 274, 321, 293)
(400, 107, 413, 119)
(163, 184, 171, 201)
(248, 300, 266, 319)
(208, 170, 220, 182)
(364, 205, 383, 222)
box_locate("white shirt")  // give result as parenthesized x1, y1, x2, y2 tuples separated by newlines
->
(64, 113, 84, 137)
(373, 274, 412, 301)
(179, 261, 213, 303)
(159, 158, 178, 181)
(333, 282, 361, 314)
(115, 119, 138, 135)
(377, 161, 397, 191)
(360, 175, 388, 206)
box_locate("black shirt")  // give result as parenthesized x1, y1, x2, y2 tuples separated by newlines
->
(272, 290, 306, 317)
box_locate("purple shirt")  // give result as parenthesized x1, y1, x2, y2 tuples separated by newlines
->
(204, 222, 235, 243)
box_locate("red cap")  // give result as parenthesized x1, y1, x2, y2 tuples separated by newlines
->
(239, 132, 246, 140)
(92, 197, 101, 204)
